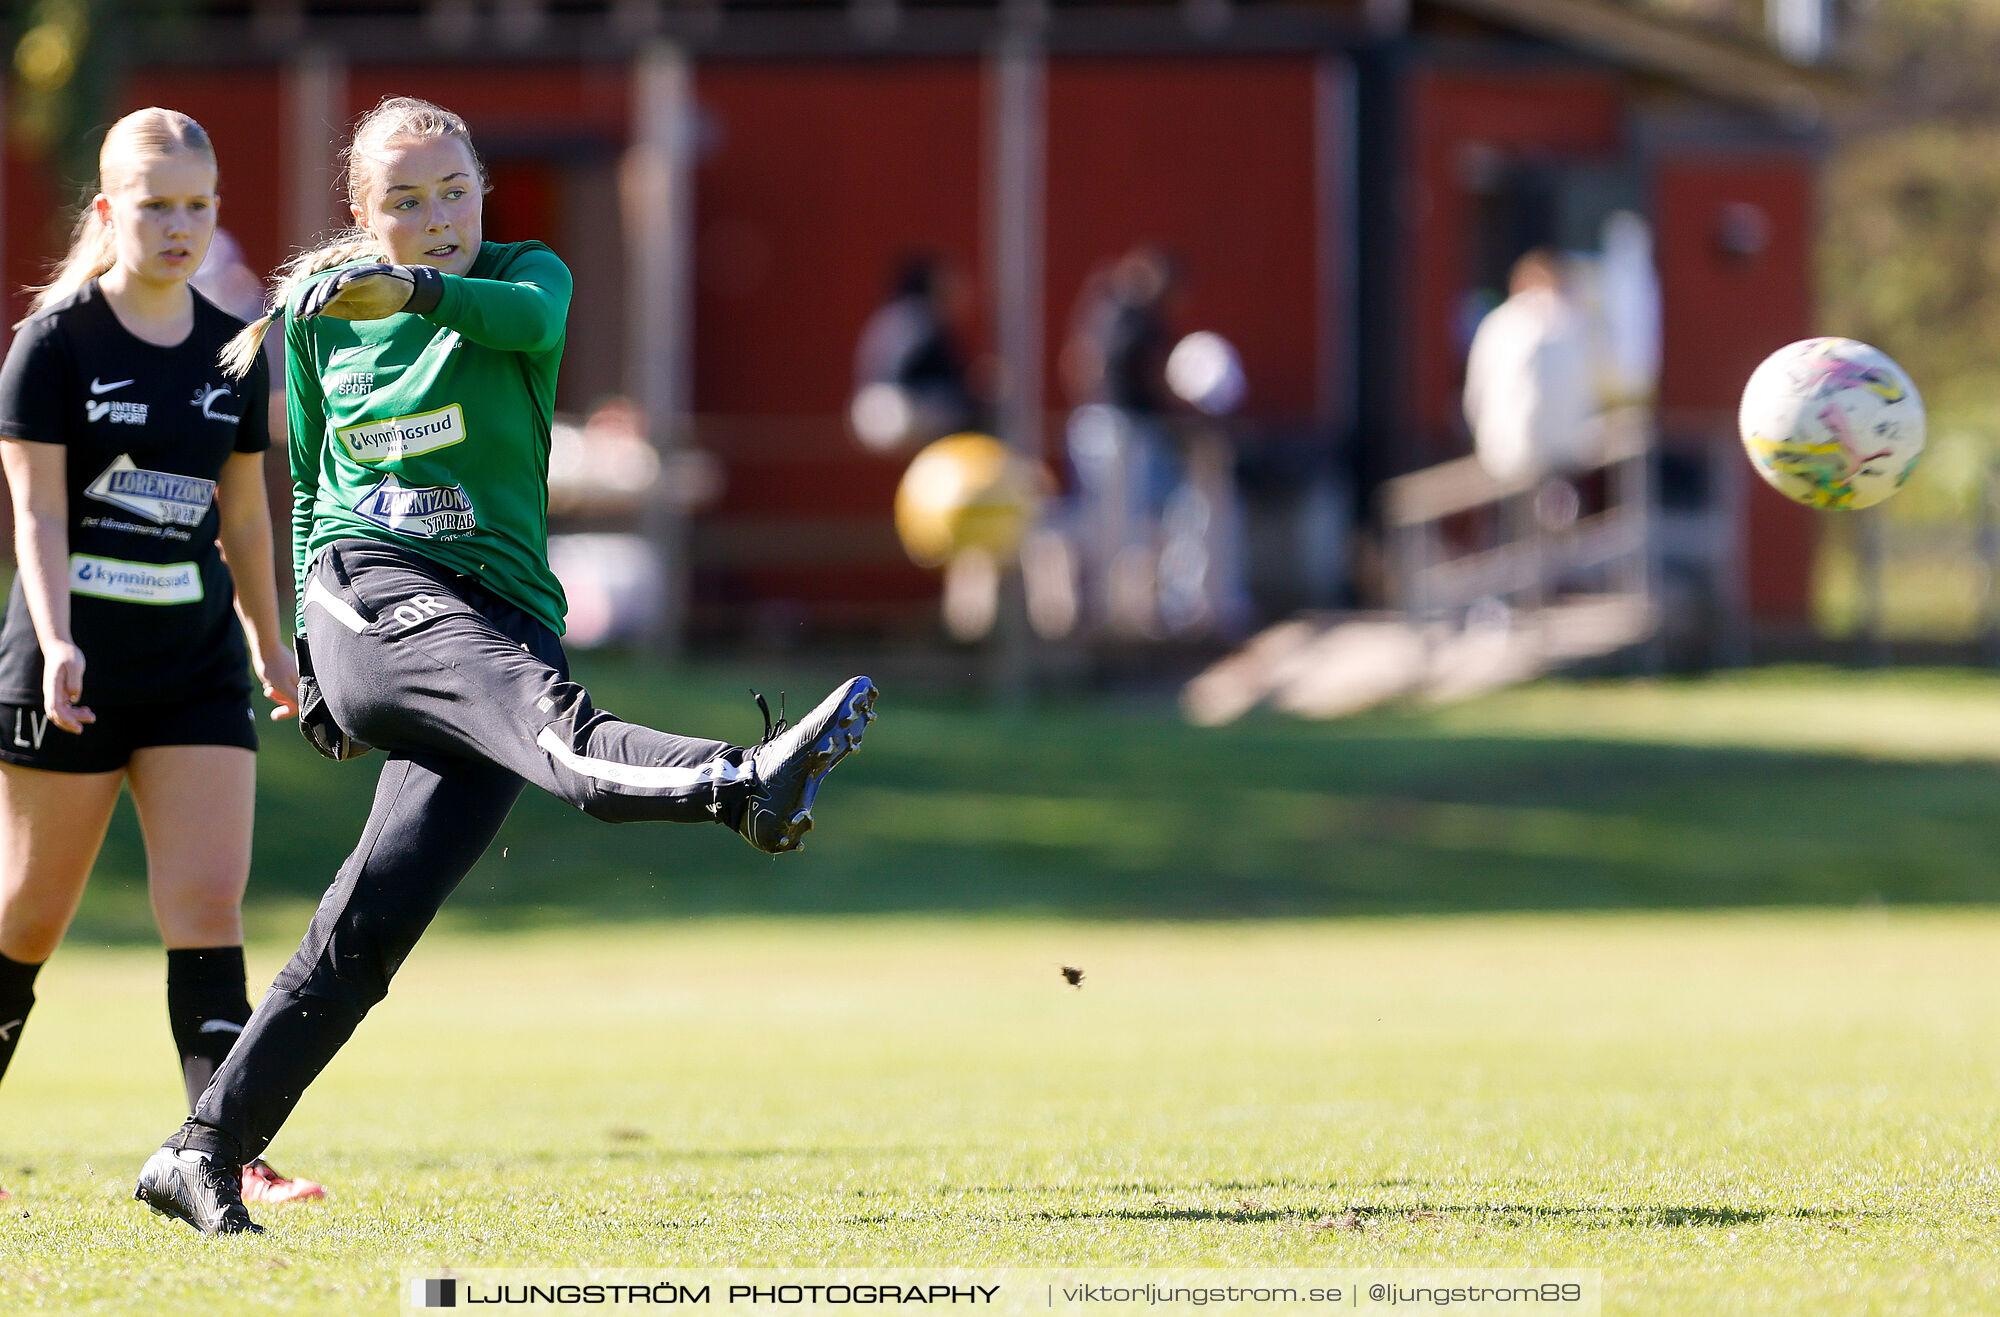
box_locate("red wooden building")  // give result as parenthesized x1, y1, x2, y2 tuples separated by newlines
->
(0, 0, 1838, 642)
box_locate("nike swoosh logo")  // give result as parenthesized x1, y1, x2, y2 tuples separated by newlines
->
(198, 1019, 245, 1035)
(327, 345, 371, 369)
(90, 378, 134, 395)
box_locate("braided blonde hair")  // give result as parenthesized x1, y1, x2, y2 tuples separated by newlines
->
(19, 108, 215, 327)
(220, 96, 487, 378)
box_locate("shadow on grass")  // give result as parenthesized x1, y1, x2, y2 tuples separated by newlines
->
(656, 1146, 939, 1162)
(1032, 1203, 1872, 1229)
(400, 1145, 935, 1171)
(62, 657, 2000, 943)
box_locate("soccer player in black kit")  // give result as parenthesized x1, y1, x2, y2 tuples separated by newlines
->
(0, 108, 323, 1205)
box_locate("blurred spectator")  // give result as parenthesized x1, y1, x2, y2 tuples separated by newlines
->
(1058, 249, 1184, 635)
(1462, 248, 1599, 485)
(547, 398, 665, 512)
(547, 397, 722, 649)
(849, 253, 979, 454)
(193, 229, 286, 443)
(1593, 212, 1662, 406)
(191, 228, 267, 324)
(1065, 247, 1177, 417)
(1038, 248, 1250, 641)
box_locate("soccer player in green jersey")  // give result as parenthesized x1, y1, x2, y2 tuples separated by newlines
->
(136, 98, 876, 1235)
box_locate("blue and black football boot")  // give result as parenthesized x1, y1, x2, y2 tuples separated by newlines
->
(731, 677, 877, 854)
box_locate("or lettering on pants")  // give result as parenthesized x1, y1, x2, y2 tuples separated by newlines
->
(390, 593, 447, 631)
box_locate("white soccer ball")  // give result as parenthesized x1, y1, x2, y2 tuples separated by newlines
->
(1738, 337, 1925, 511)
(1165, 331, 1245, 416)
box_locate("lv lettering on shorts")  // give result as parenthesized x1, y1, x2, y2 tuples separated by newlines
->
(11, 709, 49, 752)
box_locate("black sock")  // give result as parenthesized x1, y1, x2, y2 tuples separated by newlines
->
(192, 986, 366, 1164)
(166, 946, 252, 1112)
(0, 950, 42, 1086)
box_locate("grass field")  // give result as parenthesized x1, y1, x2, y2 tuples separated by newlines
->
(6, 915, 1999, 1315)
(5, 663, 2000, 1314)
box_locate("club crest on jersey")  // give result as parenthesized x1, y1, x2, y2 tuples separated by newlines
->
(85, 454, 216, 526)
(336, 403, 465, 464)
(353, 475, 477, 539)
(189, 384, 240, 423)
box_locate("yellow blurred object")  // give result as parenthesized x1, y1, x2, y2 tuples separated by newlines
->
(16, 24, 78, 90)
(894, 433, 1047, 569)
(15, 0, 87, 92)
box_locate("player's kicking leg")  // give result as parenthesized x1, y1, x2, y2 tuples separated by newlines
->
(300, 542, 877, 848)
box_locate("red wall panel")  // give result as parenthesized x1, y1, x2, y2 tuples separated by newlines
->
(1044, 55, 1321, 420)
(692, 60, 986, 423)
(2, 143, 64, 336)
(1654, 155, 1818, 622)
(1655, 158, 1815, 412)
(690, 60, 986, 614)
(482, 158, 562, 250)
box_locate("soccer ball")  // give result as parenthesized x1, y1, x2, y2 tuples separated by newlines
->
(1738, 337, 1925, 511)
(893, 433, 1048, 569)
(1165, 331, 1246, 416)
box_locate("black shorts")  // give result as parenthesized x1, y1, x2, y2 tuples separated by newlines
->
(0, 688, 258, 774)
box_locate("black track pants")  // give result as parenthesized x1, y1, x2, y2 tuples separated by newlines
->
(305, 539, 745, 826)
(191, 539, 746, 1160)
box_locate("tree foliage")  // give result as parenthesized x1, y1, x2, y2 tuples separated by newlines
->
(1818, 0, 2000, 515)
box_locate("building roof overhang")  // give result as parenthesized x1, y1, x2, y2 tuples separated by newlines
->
(1420, 0, 1853, 118)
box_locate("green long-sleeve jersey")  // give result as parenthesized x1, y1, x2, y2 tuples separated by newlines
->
(287, 240, 572, 635)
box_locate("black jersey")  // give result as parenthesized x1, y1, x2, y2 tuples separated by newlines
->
(0, 280, 271, 705)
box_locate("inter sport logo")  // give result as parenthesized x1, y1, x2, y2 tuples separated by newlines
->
(85, 454, 217, 526)
(354, 476, 478, 540)
(85, 399, 149, 425)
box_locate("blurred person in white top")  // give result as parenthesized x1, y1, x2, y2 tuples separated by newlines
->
(1462, 249, 1599, 484)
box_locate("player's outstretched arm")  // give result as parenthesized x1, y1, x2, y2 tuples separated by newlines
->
(292, 248, 570, 357)
(417, 245, 571, 355)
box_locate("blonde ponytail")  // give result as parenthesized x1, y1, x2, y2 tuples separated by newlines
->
(221, 95, 485, 378)
(219, 232, 385, 379)
(19, 108, 214, 327)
